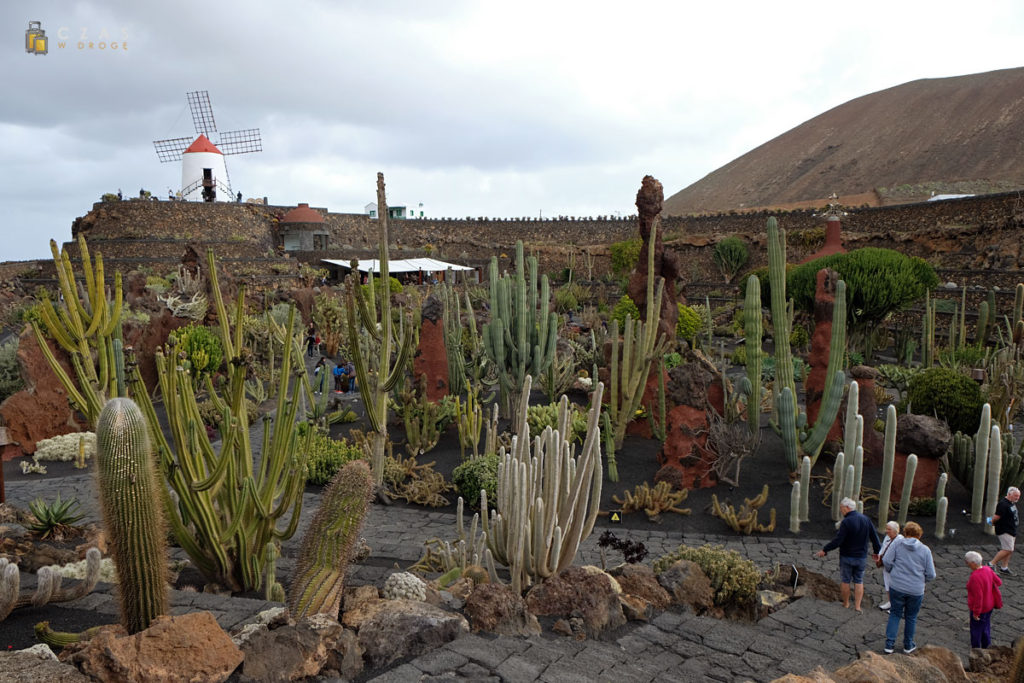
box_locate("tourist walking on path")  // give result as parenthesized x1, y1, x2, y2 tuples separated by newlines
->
(876, 521, 903, 611)
(988, 486, 1020, 574)
(965, 550, 1003, 648)
(816, 498, 882, 612)
(882, 521, 935, 654)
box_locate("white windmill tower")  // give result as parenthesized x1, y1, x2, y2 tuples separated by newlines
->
(152, 91, 262, 202)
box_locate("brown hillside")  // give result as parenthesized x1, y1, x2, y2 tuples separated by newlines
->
(664, 67, 1024, 214)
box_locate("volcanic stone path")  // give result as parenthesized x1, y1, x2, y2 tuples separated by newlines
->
(6, 464, 1022, 682)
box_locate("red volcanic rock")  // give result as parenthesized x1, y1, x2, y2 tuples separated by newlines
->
(0, 326, 84, 457)
(656, 404, 716, 489)
(627, 176, 681, 344)
(804, 268, 843, 451)
(801, 216, 846, 263)
(412, 295, 448, 401)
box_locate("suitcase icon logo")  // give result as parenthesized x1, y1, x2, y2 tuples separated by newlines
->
(26, 21, 47, 55)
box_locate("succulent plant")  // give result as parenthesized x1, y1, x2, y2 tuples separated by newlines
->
(382, 572, 427, 601)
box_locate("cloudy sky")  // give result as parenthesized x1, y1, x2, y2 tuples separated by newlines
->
(2, 1, 1022, 262)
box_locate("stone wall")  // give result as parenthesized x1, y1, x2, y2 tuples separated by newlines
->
(5, 189, 1015, 290)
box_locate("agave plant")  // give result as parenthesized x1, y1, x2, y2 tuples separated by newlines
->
(26, 494, 86, 540)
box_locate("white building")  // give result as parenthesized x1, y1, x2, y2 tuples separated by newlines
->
(180, 134, 232, 202)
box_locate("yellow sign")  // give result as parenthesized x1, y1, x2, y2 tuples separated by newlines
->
(610, 510, 622, 524)
(26, 21, 47, 55)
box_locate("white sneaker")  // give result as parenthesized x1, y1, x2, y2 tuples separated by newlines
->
(878, 602, 890, 610)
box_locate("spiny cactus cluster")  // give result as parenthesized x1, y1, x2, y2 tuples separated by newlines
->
(0, 547, 102, 622)
(382, 572, 427, 601)
(288, 459, 374, 619)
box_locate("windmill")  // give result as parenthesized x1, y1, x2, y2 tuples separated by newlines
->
(152, 91, 261, 202)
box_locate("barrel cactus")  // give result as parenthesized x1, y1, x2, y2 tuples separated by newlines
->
(382, 571, 427, 601)
(96, 397, 169, 633)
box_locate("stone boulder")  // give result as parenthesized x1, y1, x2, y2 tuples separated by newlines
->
(236, 614, 359, 682)
(895, 413, 952, 460)
(0, 645, 90, 682)
(463, 583, 541, 636)
(608, 563, 672, 610)
(64, 612, 242, 683)
(655, 559, 715, 614)
(525, 566, 626, 637)
(0, 327, 84, 457)
(914, 645, 968, 683)
(791, 565, 842, 603)
(357, 599, 469, 669)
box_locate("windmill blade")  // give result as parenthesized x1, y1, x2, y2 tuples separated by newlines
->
(153, 136, 193, 162)
(217, 128, 262, 155)
(187, 90, 217, 135)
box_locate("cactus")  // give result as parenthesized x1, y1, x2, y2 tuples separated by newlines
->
(799, 456, 811, 522)
(347, 174, 415, 487)
(602, 411, 618, 482)
(0, 547, 102, 622)
(935, 496, 948, 540)
(972, 403, 992, 523)
(936, 472, 948, 502)
(481, 240, 558, 420)
(790, 481, 801, 533)
(984, 423, 1003, 535)
(481, 377, 604, 594)
(852, 444, 864, 502)
(455, 389, 485, 461)
(1015, 283, 1024, 328)
(264, 542, 284, 602)
(843, 381, 861, 459)
(288, 460, 373, 619)
(96, 397, 169, 633)
(440, 277, 468, 396)
(842, 463, 856, 501)
(711, 484, 776, 534)
(743, 274, 763, 437)
(897, 454, 918, 527)
(765, 218, 847, 471)
(832, 451, 846, 522)
(606, 220, 670, 449)
(877, 406, 897, 529)
(648, 358, 668, 443)
(31, 235, 125, 426)
(922, 291, 936, 368)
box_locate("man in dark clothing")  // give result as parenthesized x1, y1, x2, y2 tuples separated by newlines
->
(816, 497, 882, 611)
(989, 486, 1020, 574)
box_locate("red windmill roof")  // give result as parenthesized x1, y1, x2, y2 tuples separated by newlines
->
(282, 203, 324, 223)
(184, 134, 223, 155)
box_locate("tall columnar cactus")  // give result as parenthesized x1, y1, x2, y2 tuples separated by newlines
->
(984, 424, 1003, 535)
(936, 472, 948, 502)
(877, 406, 897, 529)
(1014, 283, 1024, 328)
(440, 276, 473, 396)
(31, 235, 125, 426)
(832, 451, 846, 522)
(852, 446, 864, 502)
(765, 217, 847, 471)
(743, 274, 763, 437)
(288, 460, 373, 619)
(481, 240, 558, 421)
(96, 398, 169, 634)
(789, 481, 801, 533)
(799, 456, 811, 522)
(481, 377, 604, 594)
(935, 497, 949, 540)
(972, 404, 992, 523)
(843, 381, 862, 459)
(347, 174, 415, 487)
(607, 221, 670, 449)
(897, 454, 918, 527)
(842, 463, 856, 501)
(922, 291, 936, 368)
(0, 548, 102, 622)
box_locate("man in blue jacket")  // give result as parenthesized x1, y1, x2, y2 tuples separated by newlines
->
(816, 498, 882, 611)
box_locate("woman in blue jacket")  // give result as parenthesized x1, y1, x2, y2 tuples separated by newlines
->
(881, 521, 936, 654)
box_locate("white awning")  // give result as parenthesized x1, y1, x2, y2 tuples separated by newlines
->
(321, 257, 476, 273)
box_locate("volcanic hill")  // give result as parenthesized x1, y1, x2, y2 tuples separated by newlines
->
(664, 66, 1024, 214)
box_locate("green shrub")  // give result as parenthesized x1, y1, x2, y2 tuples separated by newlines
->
(712, 237, 749, 283)
(197, 397, 260, 428)
(676, 304, 702, 342)
(304, 432, 365, 485)
(362, 276, 404, 299)
(0, 338, 24, 403)
(653, 544, 760, 605)
(452, 453, 501, 508)
(905, 366, 984, 435)
(26, 494, 86, 539)
(730, 346, 747, 365)
(609, 239, 642, 279)
(663, 352, 683, 370)
(169, 324, 224, 380)
(789, 325, 810, 350)
(610, 295, 641, 329)
(526, 403, 588, 444)
(145, 275, 171, 295)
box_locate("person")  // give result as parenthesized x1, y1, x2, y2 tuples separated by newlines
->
(313, 357, 327, 394)
(877, 521, 903, 611)
(965, 550, 1002, 648)
(882, 521, 935, 654)
(305, 329, 316, 357)
(988, 486, 1020, 574)
(236, 191, 242, 203)
(345, 360, 356, 393)
(816, 497, 882, 612)
(333, 361, 351, 393)
(117, 188, 122, 201)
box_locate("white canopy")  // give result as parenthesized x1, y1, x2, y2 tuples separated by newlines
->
(321, 257, 475, 274)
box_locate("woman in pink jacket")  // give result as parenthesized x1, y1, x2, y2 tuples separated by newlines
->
(965, 551, 1003, 648)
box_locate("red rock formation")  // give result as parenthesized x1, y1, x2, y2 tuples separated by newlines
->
(627, 176, 681, 344)
(800, 215, 846, 263)
(0, 326, 84, 458)
(412, 295, 448, 401)
(804, 268, 843, 449)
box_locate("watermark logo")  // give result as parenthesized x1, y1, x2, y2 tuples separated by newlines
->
(25, 21, 47, 55)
